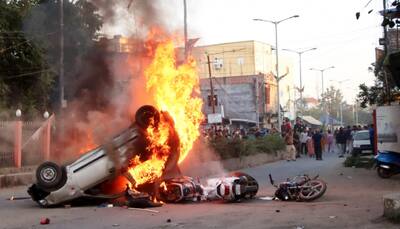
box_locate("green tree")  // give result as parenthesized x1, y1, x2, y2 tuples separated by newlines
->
(0, 0, 103, 118)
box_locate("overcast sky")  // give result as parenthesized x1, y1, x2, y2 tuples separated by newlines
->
(104, 0, 384, 104)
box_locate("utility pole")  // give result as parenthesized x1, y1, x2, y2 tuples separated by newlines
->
(253, 15, 299, 130)
(59, 0, 64, 134)
(183, 0, 188, 59)
(283, 47, 317, 114)
(206, 54, 215, 113)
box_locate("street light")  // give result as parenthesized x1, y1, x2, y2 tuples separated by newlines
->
(330, 79, 350, 126)
(309, 66, 335, 97)
(310, 66, 335, 127)
(253, 15, 299, 130)
(283, 47, 317, 113)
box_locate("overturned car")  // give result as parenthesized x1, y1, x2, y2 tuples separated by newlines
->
(28, 105, 181, 207)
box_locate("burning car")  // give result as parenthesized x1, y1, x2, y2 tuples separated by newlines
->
(28, 105, 181, 207)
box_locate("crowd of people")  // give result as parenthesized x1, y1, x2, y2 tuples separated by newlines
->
(282, 117, 374, 162)
(201, 117, 374, 163)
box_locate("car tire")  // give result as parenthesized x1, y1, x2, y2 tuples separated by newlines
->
(36, 162, 67, 192)
(377, 167, 393, 179)
(135, 105, 160, 129)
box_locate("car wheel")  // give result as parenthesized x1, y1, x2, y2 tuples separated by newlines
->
(377, 167, 393, 179)
(36, 162, 66, 192)
(135, 105, 160, 129)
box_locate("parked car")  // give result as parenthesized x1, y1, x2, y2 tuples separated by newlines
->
(28, 105, 180, 207)
(352, 130, 373, 156)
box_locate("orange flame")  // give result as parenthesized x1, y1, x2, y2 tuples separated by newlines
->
(127, 32, 203, 186)
(144, 40, 203, 163)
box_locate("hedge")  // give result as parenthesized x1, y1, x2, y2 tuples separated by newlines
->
(208, 134, 285, 159)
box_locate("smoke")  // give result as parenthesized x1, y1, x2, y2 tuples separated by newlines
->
(21, 0, 189, 164)
(179, 138, 226, 178)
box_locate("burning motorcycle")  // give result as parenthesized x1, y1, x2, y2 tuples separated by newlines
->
(269, 174, 327, 201)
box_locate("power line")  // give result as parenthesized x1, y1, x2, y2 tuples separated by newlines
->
(2, 69, 53, 80)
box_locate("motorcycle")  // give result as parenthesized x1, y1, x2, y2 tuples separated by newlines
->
(269, 174, 327, 201)
(375, 151, 400, 178)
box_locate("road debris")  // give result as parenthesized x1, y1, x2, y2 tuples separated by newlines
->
(275, 210, 281, 213)
(258, 196, 274, 201)
(112, 224, 120, 227)
(7, 196, 30, 201)
(329, 216, 337, 219)
(64, 204, 71, 208)
(40, 218, 50, 225)
(295, 226, 305, 229)
(166, 219, 172, 223)
(128, 208, 159, 213)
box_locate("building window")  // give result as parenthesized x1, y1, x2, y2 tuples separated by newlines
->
(213, 58, 223, 70)
(265, 86, 270, 105)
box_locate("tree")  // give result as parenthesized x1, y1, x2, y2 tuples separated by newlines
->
(24, 0, 103, 106)
(0, 0, 103, 118)
(0, 0, 52, 118)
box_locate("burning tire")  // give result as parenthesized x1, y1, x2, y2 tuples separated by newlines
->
(36, 162, 67, 192)
(135, 105, 160, 129)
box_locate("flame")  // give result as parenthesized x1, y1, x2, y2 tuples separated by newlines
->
(144, 40, 203, 163)
(126, 32, 203, 187)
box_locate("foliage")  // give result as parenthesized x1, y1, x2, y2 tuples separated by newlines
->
(358, 61, 400, 108)
(343, 155, 375, 169)
(209, 134, 285, 159)
(0, 0, 103, 118)
(302, 85, 372, 126)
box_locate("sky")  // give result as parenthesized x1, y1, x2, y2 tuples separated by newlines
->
(103, 0, 385, 105)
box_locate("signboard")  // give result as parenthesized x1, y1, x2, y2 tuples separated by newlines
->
(208, 113, 223, 124)
(376, 105, 400, 152)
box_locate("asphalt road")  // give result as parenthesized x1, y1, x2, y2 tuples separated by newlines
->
(1, 151, 400, 229)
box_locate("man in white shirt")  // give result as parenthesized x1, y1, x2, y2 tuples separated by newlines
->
(300, 130, 308, 155)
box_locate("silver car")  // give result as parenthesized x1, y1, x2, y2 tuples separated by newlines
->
(28, 105, 180, 207)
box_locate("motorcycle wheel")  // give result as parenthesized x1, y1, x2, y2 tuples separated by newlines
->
(298, 179, 327, 201)
(377, 167, 393, 179)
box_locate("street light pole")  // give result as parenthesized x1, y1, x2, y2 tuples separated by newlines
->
(283, 47, 317, 113)
(253, 15, 299, 130)
(310, 66, 335, 98)
(330, 79, 350, 125)
(310, 66, 335, 126)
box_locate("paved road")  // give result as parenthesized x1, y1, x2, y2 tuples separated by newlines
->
(1, 151, 400, 229)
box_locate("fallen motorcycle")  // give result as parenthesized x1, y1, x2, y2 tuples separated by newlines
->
(269, 174, 327, 201)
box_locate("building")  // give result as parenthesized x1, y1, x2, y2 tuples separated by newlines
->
(190, 40, 295, 127)
(303, 97, 319, 109)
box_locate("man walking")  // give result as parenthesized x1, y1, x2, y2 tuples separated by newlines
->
(285, 128, 297, 161)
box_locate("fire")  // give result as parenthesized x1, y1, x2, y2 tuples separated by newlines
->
(144, 39, 203, 163)
(127, 32, 203, 187)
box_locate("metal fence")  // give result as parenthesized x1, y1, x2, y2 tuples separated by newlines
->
(0, 120, 51, 168)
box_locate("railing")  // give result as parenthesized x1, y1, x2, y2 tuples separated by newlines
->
(0, 116, 54, 168)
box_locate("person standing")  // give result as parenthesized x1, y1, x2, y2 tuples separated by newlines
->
(300, 130, 308, 155)
(344, 126, 352, 154)
(284, 128, 297, 161)
(369, 124, 375, 154)
(326, 130, 334, 153)
(336, 127, 347, 157)
(312, 129, 323, 160)
(306, 131, 315, 158)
